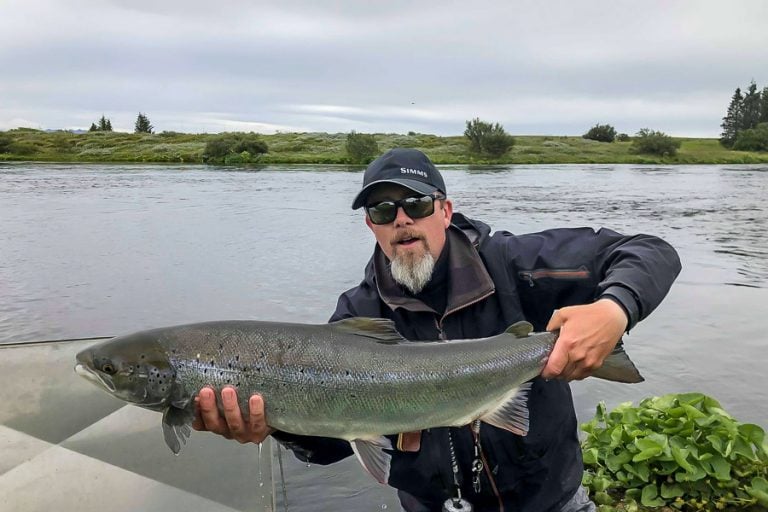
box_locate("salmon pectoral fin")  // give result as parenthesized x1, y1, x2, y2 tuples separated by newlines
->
(479, 382, 533, 436)
(592, 342, 644, 384)
(351, 436, 393, 484)
(162, 405, 194, 455)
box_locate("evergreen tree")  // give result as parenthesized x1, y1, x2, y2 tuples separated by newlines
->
(89, 123, 98, 132)
(760, 86, 768, 124)
(741, 81, 761, 130)
(720, 88, 743, 148)
(97, 115, 113, 132)
(134, 112, 154, 134)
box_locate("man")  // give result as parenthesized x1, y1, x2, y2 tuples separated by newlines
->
(194, 148, 681, 511)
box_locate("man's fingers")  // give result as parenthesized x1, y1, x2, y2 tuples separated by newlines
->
(546, 308, 564, 331)
(542, 342, 568, 379)
(191, 397, 203, 431)
(198, 387, 228, 434)
(221, 387, 245, 435)
(249, 394, 266, 431)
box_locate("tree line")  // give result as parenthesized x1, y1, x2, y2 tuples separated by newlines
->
(720, 81, 768, 151)
(89, 113, 154, 134)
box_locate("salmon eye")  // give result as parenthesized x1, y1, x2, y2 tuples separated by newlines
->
(102, 363, 116, 374)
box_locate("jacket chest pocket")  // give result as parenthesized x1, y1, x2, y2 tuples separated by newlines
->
(518, 266, 591, 288)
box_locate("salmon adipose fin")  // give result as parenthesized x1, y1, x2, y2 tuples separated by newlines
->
(591, 342, 644, 383)
(351, 436, 393, 484)
(480, 382, 533, 436)
(505, 321, 534, 337)
(162, 405, 194, 454)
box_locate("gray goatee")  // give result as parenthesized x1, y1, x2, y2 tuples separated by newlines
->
(390, 251, 435, 294)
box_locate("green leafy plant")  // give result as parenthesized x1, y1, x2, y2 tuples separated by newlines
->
(581, 393, 768, 511)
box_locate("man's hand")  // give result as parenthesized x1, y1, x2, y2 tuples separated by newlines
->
(192, 386, 275, 444)
(542, 298, 628, 381)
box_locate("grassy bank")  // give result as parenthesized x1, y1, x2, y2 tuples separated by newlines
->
(1, 128, 768, 165)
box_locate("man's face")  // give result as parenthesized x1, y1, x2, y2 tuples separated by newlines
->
(364, 183, 453, 263)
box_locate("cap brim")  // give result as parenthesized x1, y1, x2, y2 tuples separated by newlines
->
(351, 179, 440, 209)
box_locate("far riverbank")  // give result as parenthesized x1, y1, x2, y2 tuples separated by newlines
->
(1, 128, 767, 165)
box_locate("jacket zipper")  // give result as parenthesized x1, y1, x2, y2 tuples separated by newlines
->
(473, 426, 505, 512)
(435, 288, 505, 510)
(518, 266, 590, 287)
(437, 289, 495, 336)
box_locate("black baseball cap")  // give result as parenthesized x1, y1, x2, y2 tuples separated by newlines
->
(351, 148, 447, 209)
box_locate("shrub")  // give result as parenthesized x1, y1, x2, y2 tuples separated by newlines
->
(617, 133, 631, 142)
(631, 128, 681, 156)
(582, 393, 768, 510)
(8, 142, 38, 155)
(464, 118, 515, 158)
(733, 123, 768, 152)
(583, 123, 617, 143)
(203, 132, 268, 164)
(0, 133, 12, 153)
(345, 131, 378, 164)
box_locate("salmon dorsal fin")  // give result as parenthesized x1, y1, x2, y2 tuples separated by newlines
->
(329, 317, 407, 344)
(505, 321, 534, 338)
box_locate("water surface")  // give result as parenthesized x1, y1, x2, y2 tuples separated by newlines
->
(1, 162, 766, 510)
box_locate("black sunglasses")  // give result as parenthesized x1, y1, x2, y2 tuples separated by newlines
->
(365, 194, 444, 225)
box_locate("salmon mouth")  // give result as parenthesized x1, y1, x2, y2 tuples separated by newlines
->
(75, 363, 116, 392)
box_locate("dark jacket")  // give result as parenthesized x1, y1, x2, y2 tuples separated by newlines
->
(274, 213, 681, 511)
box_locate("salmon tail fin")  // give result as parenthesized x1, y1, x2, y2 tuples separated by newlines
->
(592, 342, 644, 383)
(479, 382, 533, 436)
(351, 436, 393, 484)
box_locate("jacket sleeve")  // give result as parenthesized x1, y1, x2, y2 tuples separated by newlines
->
(270, 291, 360, 465)
(590, 229, 681, 330)
(508, 227, 681, 331)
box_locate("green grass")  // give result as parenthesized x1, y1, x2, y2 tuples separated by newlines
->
(1, 128, 767, 165)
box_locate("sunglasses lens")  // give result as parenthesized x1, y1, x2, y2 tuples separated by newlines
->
(366, 195, 438, 225)
(367, 201, 397, 224)
(402, 196, 435, 219)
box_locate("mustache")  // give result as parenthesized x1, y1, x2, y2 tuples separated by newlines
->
(390, 230, 425, 245)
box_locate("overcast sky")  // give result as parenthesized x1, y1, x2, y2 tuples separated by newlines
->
(1, 0, 766, 137)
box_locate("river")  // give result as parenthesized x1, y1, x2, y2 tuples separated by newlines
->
(1, 162, 766, 511)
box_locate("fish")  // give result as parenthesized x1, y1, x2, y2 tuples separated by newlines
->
(74, 318, 642, 483)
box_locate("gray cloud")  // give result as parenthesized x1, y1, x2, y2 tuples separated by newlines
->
(1, 0, 766, 136)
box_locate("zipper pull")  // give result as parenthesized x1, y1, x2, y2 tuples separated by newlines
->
(520, 272, 535, 287)
(435, 317, 447, 340)
(471, 421, 483, 493)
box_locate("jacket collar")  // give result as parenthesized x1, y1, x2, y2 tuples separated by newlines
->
(372, 224, 495, 315)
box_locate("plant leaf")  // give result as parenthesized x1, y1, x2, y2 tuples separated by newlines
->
(640, 483, 666, 507)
